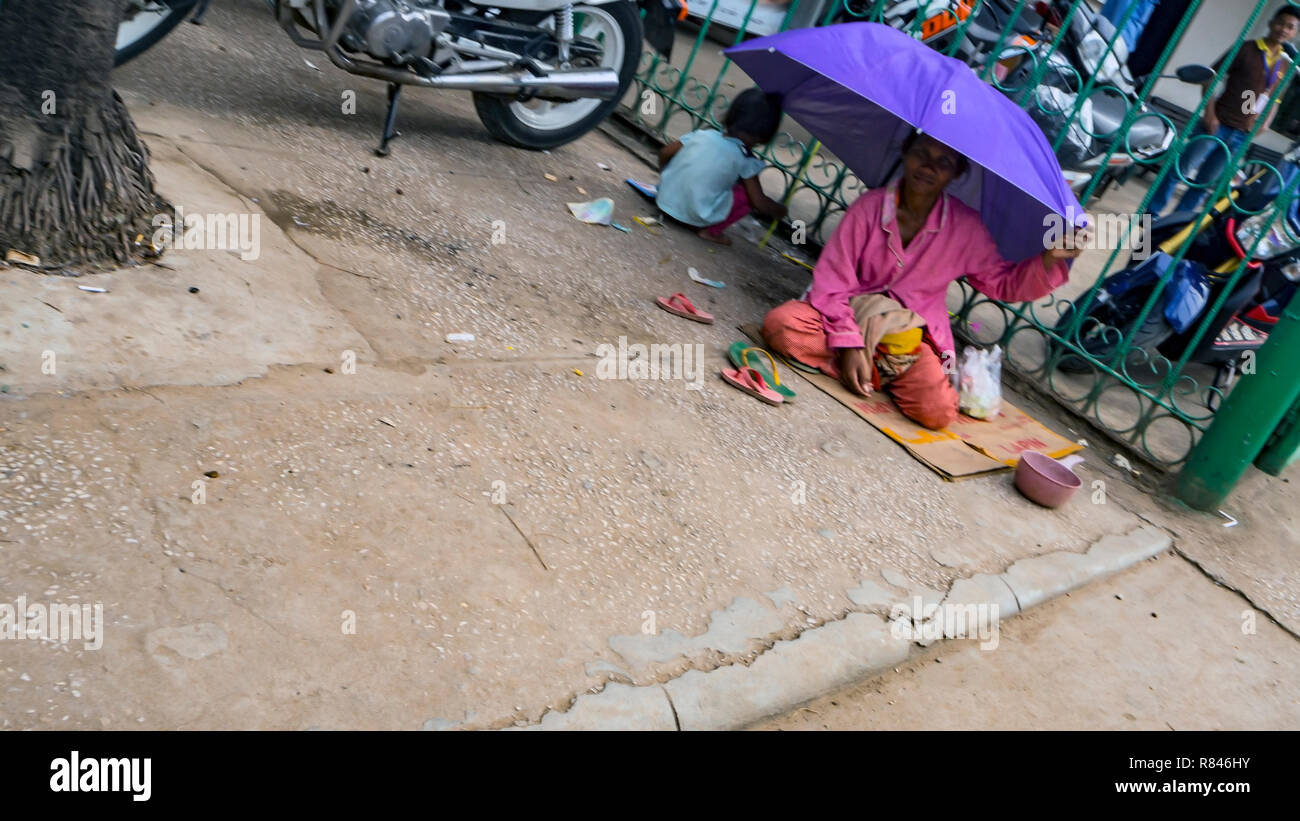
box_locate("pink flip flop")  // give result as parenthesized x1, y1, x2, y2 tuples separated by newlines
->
(721, 366, 785, 405)
(655, 292, 714, 324)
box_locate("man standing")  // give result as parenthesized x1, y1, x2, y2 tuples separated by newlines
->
(1147, 6, 1300, 215)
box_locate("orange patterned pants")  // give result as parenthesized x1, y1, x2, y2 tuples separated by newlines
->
(761, 299, 959, 430)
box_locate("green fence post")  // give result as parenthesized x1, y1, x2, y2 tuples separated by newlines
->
(1176, 301, 1300, 510)
(1255, 395, 1300, 475)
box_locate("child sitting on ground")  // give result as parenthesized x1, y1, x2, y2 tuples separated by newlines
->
(655, 88, 788, 245)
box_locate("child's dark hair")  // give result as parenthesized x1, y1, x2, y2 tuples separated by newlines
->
(901, 129, 971, 177)
(723, 88, 783, 145)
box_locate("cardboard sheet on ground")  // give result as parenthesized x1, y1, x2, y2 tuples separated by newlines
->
(740, 325, 1082, 480)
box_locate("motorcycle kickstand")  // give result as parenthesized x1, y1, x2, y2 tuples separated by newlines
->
(375, 82, 403, 158)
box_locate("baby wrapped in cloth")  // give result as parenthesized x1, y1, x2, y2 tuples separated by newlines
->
(851, 293, 927, 390)
(762, 291, 961, 429)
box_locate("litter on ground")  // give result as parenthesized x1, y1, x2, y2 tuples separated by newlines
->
(5, 249, 40, 266)
(780, 252, 813, 271)
(687, 267, 725, 288)
(566, 198, 614, 226)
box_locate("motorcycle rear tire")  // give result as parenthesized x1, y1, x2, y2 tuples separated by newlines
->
(472, 3, 642, 150)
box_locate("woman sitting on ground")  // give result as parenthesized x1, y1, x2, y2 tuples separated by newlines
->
(762, 130, 1085, 429)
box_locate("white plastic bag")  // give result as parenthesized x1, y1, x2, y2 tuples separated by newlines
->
(957, 345, 1003, 420)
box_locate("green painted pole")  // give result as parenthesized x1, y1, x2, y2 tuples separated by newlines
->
(1177, 301, 1300, 510)
(1255, 396, 1300, 476)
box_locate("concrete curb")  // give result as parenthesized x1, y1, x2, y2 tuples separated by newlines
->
(525, 524, 1172, 730)
(664, 613, 909, 730)
(517, 682, 678, 731)
(1001, 525, 1171, 609)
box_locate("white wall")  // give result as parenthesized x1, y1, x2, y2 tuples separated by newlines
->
(1151, 0, 1295, 150)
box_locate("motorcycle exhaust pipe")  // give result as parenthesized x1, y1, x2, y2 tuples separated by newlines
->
(422, 69, 620, 100)
(288, 0, 620, 101)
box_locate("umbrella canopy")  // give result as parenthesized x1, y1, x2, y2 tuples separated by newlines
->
(726, 22, 1085, 261)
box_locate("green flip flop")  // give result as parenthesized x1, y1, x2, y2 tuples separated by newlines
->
(728, 342, 797, 402)
(782, 356, 822, 374)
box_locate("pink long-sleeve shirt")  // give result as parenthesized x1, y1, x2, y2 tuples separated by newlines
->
(809, 178, 1070, 359)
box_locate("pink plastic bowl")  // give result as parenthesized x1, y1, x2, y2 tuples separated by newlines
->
(1014, 451, 1082, 508)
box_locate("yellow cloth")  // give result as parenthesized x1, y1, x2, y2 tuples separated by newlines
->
(878, 327, 923, 355)
(846, 294, 927, 386)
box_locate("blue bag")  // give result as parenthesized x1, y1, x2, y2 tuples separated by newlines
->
(1099, 252, 1174, 303)
(1163, 261, 1211, 334)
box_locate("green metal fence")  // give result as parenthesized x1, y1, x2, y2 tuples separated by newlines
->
(618, 0, 1300, 471)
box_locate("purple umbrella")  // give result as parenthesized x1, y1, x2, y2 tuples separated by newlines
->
(725, 22, 1085, 261)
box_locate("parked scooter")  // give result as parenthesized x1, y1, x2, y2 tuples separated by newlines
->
(996, 1, 1184, 205)
(1141, 142, 1300, 265)
(871, 0, 1174, 205)
(867, 0, 1043, 68)
(1054, 170, 1300, 408)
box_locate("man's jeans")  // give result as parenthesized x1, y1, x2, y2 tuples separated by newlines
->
(1147, 123, 1250, 215)
(1099, 0, 1158, 51)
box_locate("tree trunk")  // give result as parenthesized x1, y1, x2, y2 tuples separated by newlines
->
(0, 0, 167, 272)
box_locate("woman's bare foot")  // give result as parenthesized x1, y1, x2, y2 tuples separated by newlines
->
(696, 228, 732, 245)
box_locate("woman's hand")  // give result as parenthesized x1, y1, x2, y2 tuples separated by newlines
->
(1042, 227, 1091, 266)
(838, 347, 874, 397)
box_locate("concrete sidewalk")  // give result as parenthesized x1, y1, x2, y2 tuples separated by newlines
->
(759, 551, 1300, 730)
(0, 0, 1295, 729)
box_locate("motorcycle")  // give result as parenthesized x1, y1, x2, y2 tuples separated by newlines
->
(1054, 169, 1300, 408)
(1043, 62, 1212, 206)
(1142, 142, 1300, 266)
(996, 1, 1180, 204)
(864, 0, 1042, 67)
(114, 0, 684, 154)
(870, 0, 1173, 205)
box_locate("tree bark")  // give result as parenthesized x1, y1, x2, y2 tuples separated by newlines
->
(0, 0, 167, 272)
